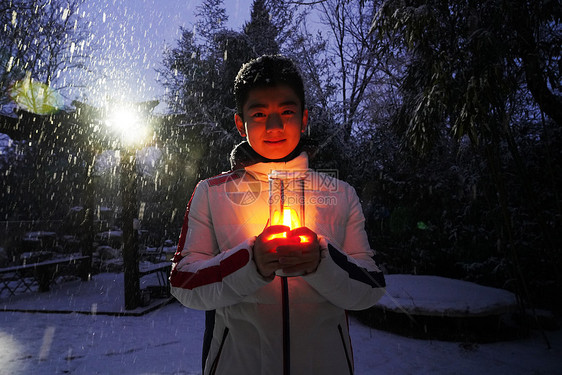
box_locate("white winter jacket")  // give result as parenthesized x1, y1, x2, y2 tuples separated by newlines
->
(170, 152, 385, 375)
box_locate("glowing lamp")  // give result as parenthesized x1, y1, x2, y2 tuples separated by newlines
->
(268, 170, 309, 243)
(268, 207, 310, 243)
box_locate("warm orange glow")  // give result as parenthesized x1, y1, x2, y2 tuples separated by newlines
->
(267, 232, 287, 241)
(267, 207, 310, 243)
(271, 208, 300, 229)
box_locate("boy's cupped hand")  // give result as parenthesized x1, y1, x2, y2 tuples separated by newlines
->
(254, 225, 320, 279)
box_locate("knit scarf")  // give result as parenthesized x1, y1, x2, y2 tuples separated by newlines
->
(229, 140, 309, 170)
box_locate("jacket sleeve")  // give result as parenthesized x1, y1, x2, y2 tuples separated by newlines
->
(169, 180, 271, 310)
(303, 184, 386, 310)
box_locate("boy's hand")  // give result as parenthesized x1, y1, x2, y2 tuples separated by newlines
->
(253, 225, 289, 279)
(276, 227, 320, 275)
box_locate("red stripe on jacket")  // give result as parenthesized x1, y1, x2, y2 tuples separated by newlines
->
(207, 170, 242, 187)
(170, 250, 250, 290)
(174, 170, 240, 264)
(170, 176, 250, 290)
(172, 181, 200, 264)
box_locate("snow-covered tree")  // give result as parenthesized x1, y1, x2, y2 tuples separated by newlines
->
(0, 0, 92, 110)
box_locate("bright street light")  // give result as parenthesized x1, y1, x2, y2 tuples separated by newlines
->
(105, 107, 149, 147)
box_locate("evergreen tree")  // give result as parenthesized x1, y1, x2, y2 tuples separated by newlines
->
(244, 0, 280, 57)
(159, 0, 251, 180)
(195, 0, 229, 45)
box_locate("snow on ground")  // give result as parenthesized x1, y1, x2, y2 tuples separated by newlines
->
(0, 273, 560, 375)
(1, 303, 560, 375)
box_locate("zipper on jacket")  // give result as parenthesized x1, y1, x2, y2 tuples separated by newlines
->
(338, 324, 354, 375)
(281, 276, 290, 375)
(209, 327, 229, 375)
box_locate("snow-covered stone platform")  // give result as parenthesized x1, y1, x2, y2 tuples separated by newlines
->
(378, 274, 518, 317)
(354, 274, 522, 342)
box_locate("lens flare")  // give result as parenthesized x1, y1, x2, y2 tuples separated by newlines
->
(9, 73, 63, 115)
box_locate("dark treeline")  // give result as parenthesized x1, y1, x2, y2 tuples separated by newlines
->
(1, 0, 561, 313)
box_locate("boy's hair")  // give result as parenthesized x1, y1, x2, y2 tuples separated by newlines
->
(234, 55, 305, 119)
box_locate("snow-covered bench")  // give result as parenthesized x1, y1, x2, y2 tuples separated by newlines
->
(0, 255, 90, 296)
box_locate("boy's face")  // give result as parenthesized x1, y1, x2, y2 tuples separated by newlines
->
(235, 84, 308, 160)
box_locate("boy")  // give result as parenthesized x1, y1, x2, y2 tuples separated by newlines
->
(170, 55, 385, 375)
